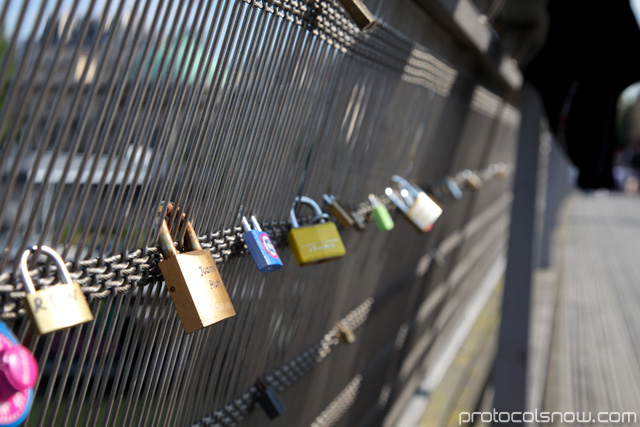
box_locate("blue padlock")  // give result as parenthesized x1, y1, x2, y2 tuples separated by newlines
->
(242, 216, 283, 272)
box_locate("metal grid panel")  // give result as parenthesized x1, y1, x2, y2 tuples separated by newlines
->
(0, 0, 519, 425)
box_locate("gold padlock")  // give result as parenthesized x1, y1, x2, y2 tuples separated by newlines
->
(158, 204, 235, 334)
(287, 196, 346, 266)
(323, 194, 355, 228)
(336, 322, 356, 344)
(494, 162, 508, 179)
(460, 169, 483, 190)
(337, 0, 378, 32)
(20, 246, 94, 335)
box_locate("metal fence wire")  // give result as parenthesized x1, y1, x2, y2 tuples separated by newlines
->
(0, 0, 520, 425)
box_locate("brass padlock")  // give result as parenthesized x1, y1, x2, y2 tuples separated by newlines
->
(386, 175, 443, 232)
(337, 0, 378, 32)
(494, 162, 508, 179)
(460, 169, 483, 190)
(158, 205, 235, 334)
(336, 322, 356, 344)
(323, 194, 355, 228)
(20, 246, 94, 335)
(287, 196, 346, 266)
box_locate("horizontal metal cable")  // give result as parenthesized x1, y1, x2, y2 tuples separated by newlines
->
(239, 0, 460, 95)
(311, 375, 362, 427)
(190, 172, 511, 426)
(310, 236, 508, 427)
(0, 2, 520, 426)
(0, 164, 508, 319)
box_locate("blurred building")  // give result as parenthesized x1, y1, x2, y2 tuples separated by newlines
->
(1, 12, 220, 251)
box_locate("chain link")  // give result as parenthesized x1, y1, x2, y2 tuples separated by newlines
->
(311, 375, 362, 427)
(192, 297, 370, 426)
(0, 166, 507, 319)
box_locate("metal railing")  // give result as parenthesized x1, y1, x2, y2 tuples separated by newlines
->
(0, 0, 519, 425)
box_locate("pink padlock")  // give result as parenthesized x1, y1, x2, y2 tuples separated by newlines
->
(0, 321, 37, 427)
(1, 345, 38, 392)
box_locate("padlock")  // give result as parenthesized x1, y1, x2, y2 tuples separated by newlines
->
(444, 177, 463, 200)
(494, 162, 508, 179)
(460, 169, 483, 190)
(0, 320, 38, 427)
(351, 210, 367, 231)
(242, 216, 283, 273)
(287, 196, 346, 266)
(369, 194, 394, 231)
(336, 322, 356, 344)
(323, 194, 355, 228)
(337, 0, 377, 32)
(255, 379, 285, 419)
(158, 204, 235, 334)
(20, 246, 94, 335)
(386, 175, 442, 232)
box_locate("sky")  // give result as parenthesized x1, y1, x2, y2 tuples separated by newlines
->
(632, 0, 640, 25)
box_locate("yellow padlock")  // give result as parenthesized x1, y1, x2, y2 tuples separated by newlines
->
(158, 204, 235, 334)
(287, 196, 346, 266)
(20, 246, 94, 335)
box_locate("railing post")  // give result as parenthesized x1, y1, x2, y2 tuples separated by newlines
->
(493, 83, 544, 422)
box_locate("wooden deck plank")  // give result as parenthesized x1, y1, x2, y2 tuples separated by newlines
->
(544, 193, 640, 424)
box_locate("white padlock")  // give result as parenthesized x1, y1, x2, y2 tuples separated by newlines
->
(386, 175, 442, 232)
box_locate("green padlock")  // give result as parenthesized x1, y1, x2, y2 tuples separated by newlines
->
(369, 194, 394, 231)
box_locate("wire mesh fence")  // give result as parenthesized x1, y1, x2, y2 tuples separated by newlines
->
(0, 0, 519, 425)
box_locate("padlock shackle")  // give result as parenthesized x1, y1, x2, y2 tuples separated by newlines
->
(391, 175, 425, 199)
(184, 222, 203, 251)
(159, 203, 202, 258)
(250, 216, 262, 232)
(241, 216, 263, 233)
(289, 196, 328, 229)
(385, 187, 409, 213)
(159, 219, 179, 258)
(368, 194, 379, 207)
(241, 216, 251, 233)
(322, 194, 336, 205)
(19, 245, 73, 295)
